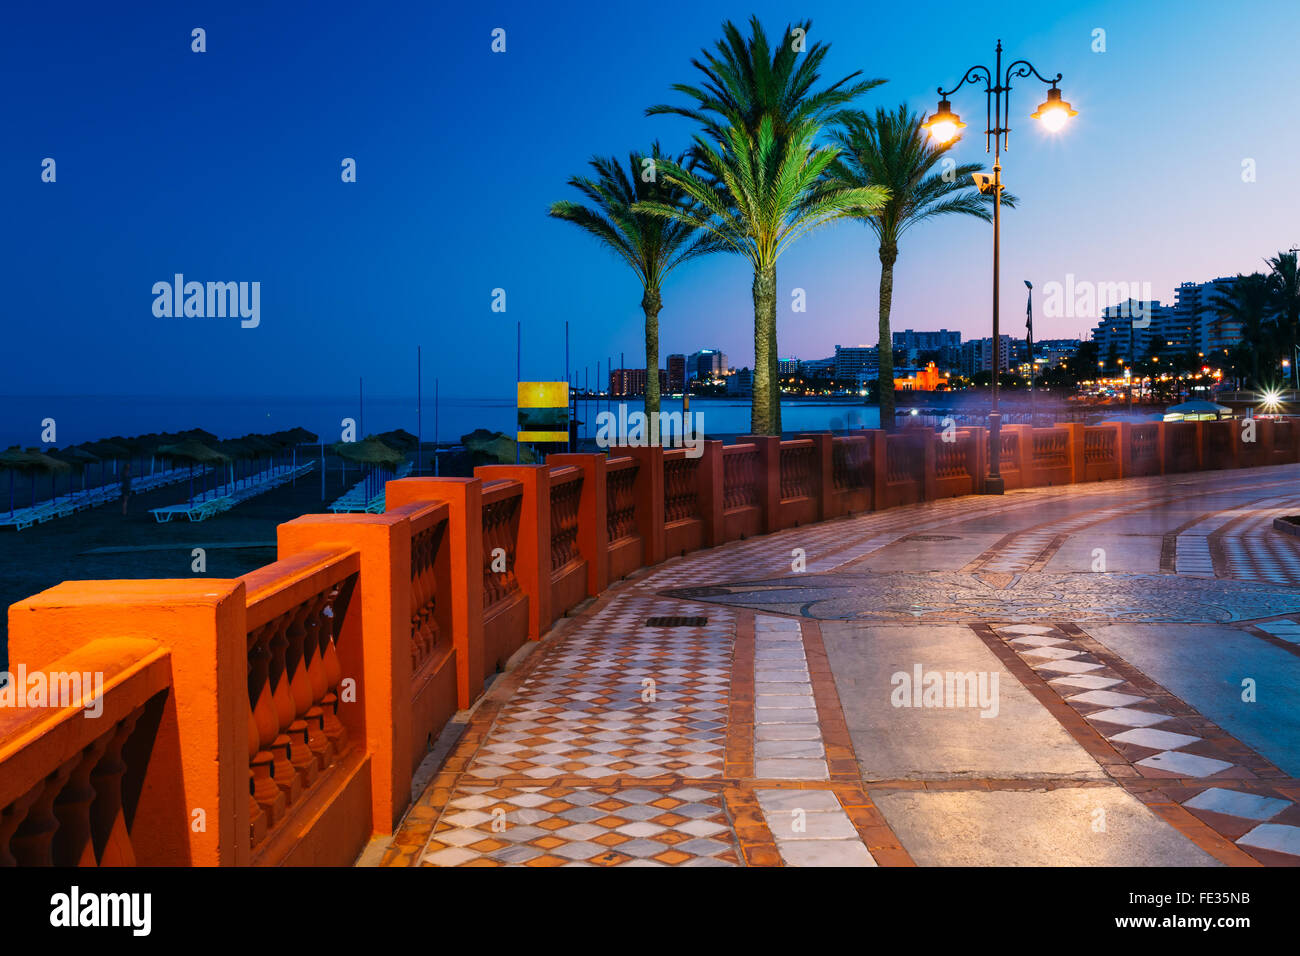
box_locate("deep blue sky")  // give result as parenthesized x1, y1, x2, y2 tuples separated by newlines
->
(3, 0, 1297, 407)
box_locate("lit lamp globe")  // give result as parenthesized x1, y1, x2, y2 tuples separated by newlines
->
(1031, 87, 1077, 132)
(922, 98, 965, 144)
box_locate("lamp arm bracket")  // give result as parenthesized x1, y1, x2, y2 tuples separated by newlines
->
(937, 65, 993, 98)
(1004, 60, 1062, 89)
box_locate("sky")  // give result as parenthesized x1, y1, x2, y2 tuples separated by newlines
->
(2, 0, 1298, 411)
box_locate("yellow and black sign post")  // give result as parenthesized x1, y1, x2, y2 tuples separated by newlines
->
(517, 382, 570, 451)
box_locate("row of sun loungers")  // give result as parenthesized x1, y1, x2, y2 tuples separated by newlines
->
(0, 467, 210, 531)
(149, 462, 316, 523)
(327, 461, 413, 514)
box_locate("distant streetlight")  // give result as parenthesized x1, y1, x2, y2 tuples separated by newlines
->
(925, 41, 1075, 493)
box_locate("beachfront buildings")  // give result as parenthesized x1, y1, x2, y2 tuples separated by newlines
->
(1087, 276, 1245, 367)
(834, 345, 879, 381)
(666, 354, 686, 394)
(610, 367, 668, 397)
(1173, 277, 1244, 356)
(688, 349, 728, 382)
(894, 362, 950, 391)
(725, 367, 754, 396)
(892, 329, 962, 370)
(961, 336, 1016, 376)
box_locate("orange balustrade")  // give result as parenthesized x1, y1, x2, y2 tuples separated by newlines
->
(4, 420, 1299, 866)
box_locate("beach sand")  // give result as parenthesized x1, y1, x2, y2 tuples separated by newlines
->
(0, 457, 396, 668)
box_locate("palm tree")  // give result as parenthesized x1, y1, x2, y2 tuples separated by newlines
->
(644, 17, 887, 435)
(1211, 272, 1273, 388)
(549, 144, 718, 416)
(1267, 250, 1299, 387)
(827, 106, 1012, 431)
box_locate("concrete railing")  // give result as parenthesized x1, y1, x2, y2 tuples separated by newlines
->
(3, 417, 1296, 866)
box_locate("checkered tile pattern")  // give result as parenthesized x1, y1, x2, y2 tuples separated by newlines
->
(1181, 786, 1300, 864)
(462, 596, 733, 783)
(994, 621, 1300, 865)
(996, 623, 1244, 780)
(422, 785, 741, 866)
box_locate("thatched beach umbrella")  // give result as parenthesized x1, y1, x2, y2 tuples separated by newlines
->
(332, 437, 405, 500)
(377, 428, 419, 451)
(47, 446, 100, 495)
(0, 447, 41, 515)
(0, 447, 71, 512)
(81, 439, 132, 490)
(272, 426, 319, 478)
(157, 439, 229, 502)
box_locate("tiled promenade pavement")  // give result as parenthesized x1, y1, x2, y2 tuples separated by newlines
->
(379, 464, 1300, 866)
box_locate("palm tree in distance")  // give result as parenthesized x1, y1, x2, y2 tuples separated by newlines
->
(549, 144, 720, 417)
(1212, 272, 1274, 389)
(644, 17, 887, 435)
(827, 106, 1014, 431)
(1267, 250, 1299, 387)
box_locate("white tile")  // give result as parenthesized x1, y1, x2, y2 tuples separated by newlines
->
(1086, 707, 1171, 728)
(1047, 674, 1123, 691)
(772, 811, 859, 841)
(1008, 635, 1072, 648)
(778, 839, 877, 867)
(1067, 690, 1149, 708)
(756, 739, 826, 759)
(1108, 727, 1202, 750)
(1237, 823, 1300, 856)
(422, 846, 479, 866)
(1136, 751, 1234, 777)
(1033, 659, 1105, 675)
(753, 757, 829, 780)
(755, 789, 842, 814)
(1019, 645, 1082, 661)
(1184, 787, 1290, 821)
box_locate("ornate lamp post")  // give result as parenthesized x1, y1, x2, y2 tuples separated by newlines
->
(922, 40, 1076, 493)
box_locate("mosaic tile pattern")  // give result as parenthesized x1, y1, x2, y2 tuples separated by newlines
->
(462, 596, 733, 784)
(422, 785, 742, 866)
(990, 622, 1300, 865)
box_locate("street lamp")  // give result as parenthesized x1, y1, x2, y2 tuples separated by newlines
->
(923, 40, 1074, 493)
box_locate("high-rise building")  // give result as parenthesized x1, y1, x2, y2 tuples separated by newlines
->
(1173, 277, 1243, 357)
(960, 336, 1015, 376)
(609, 368, 665, 396)
(725, 367, 753, 396)
(688, 349, 728, 381)
(1092, 301, 1168, 365)
(892, 329, 962, 369)
(777, 357, 800, 375)
(610, 367, 645, 396)
(667, 354, 686, 394)
(834, 345, 878, 381)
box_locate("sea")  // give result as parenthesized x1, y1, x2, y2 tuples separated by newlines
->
(0, 393, 887, 450)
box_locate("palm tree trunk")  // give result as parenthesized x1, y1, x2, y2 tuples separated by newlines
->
(878, 243, 898, 432)
(768, 312, 781, 436)
(642, 288, 662, 417)
(751, 266, 777, 435)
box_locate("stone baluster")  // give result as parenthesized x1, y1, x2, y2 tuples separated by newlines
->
(52, 736, 111, 866)
(88, 710, 141, 867)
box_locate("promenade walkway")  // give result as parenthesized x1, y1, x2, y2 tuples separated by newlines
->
(378, 464, 1300, 867)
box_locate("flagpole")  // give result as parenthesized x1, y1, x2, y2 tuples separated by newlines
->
(1025, 280, 1034, 427)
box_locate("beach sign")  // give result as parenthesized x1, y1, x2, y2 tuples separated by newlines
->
(517, 382, 569, 443)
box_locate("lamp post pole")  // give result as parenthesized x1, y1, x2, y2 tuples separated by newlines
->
(926, 40, 1073, 493)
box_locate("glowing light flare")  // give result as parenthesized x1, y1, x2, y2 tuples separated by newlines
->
(1031, 87, 1077, 133)
(922, 98, 965, 144)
